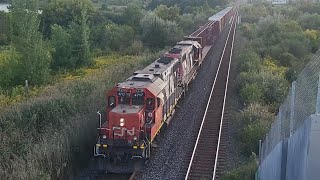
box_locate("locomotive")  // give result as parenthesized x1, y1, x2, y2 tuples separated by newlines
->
(93, 7, 234, 173)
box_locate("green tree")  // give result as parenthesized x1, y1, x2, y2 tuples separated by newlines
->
(47, 1, 92, 70)
(105, 23, 135, 51)
(298, 13, 320, 30)
(240, 83, 264, 104)
(0, 48, 21, 88)
(178, 13, 194, 34)
(68, 9, 92, 68)
(41, 0, 94, 37)
(155, 4, 180, 22)
(140, 13, 172, 48)
(9, 0, 52, 86)
(120, 3, 144, 32)
(0, 11, 9, 46)
(236, 103, 274, 155)
(50, 24, 72, 69)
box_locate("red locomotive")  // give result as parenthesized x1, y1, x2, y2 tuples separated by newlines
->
(94, 7, 234, 173)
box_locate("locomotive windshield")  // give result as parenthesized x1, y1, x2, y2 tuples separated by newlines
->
(118, 96, 130, 105)
(132, 96, 144, 105)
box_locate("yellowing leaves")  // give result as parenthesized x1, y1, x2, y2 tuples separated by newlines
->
(262, 57, 288, 77)
(304, 29, 320, 41)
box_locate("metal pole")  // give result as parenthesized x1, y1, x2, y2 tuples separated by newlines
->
(259, 139, 262, 164)
(278, 108, 282, 139)
(316, 74, 320, 115)
(290, 81, 296, 136)
(24, 80, 29, 97)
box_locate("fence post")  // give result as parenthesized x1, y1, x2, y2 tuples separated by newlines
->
(316, 74, 320, 115)
(278, 108, 282, 140)
(290, 81, 296, 136)
(24, 80, 29, 98)
(259, 139, 262, 164)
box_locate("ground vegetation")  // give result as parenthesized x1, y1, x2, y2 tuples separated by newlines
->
(223, 2, 320, 179)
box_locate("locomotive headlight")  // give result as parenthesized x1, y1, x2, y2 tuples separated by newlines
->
(120, 118, 125, 127)
(148, 112, 153, 118)
(102, 135, 107, 139)
(133, 136, 137, 141)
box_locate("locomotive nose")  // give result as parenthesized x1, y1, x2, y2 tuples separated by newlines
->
(109, 105, 143, 140)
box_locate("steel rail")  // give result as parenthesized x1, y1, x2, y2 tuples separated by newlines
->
(212, 9, 238, 180)
(184, 10, 237, 180)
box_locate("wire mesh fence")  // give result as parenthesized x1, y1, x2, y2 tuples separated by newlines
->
(259, 49, 320, 162)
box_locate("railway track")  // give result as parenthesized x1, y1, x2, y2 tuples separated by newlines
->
(184, 9, 238, 180)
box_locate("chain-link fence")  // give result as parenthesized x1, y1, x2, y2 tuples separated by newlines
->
(259, 49, 320, 162)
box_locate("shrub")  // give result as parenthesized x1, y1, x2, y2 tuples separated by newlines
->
(240, 83, 264, 104)
(223, 153, 258, 180)
(236, 103, 274, 155)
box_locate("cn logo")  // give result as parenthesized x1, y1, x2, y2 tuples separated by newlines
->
(113, 127, 135, 137)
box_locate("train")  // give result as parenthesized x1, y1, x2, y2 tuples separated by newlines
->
(93, 6, 235, 173)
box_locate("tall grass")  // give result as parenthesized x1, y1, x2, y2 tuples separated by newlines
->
(0, 53, 158, 179)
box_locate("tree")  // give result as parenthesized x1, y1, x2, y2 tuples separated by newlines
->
(0, 11, 9, 46)
(40, 0, 94, 37)
(68, 9, 92, 68)
(45, 0, 92, 70)
(298, 13, 320, 30)
(178, 13, 194, 34)
(105, 23, 135, 51)
(0, 48, 21, 89)
(304, 29, 320, 53)
(154, 4, 180, 22)
(140, 12, 182, 48)
(120, 3, 144, 33)
(9, 0, 52, 86)
(140, 13, 168, 48)
(50, 24, 72, 69)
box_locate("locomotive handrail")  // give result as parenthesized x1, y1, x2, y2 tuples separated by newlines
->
(97, 111, 102, 129)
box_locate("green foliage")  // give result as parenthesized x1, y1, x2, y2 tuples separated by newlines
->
(40, 0, 94, 37)
(240, 83, 264, 104)
(120, 3, 144, 32)
(178, 13, 195, 34)
(155, 4, 180, 21)
(238, 51, 261, 73)
(140, 12, 182, 48)
(0, 12, 9, 46)
(278, 52, 299, 67)
(240, 23, 256, 40)
(148, 0, 229, 11)
(297, 2, 320, 15)
(255, 16, 309, 59)
(223, 153, 258, 180)
(50, 24, 72, 69)
(105, 23, 135, 51)
(298, 12, 320, 30)
(241, 5, 268, 24)
(9, 0, 52, 86)
(304, 29, 320, 53)
(237, 103, 274, 155)
(0, 48, 21, 88)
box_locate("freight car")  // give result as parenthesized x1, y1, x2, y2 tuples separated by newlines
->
(93, 7, 234, 173)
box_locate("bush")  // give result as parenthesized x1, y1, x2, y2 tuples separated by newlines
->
(236, 103, 274, 155)
(240, 83, 264, 104)
(223, 153, 258, 180)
